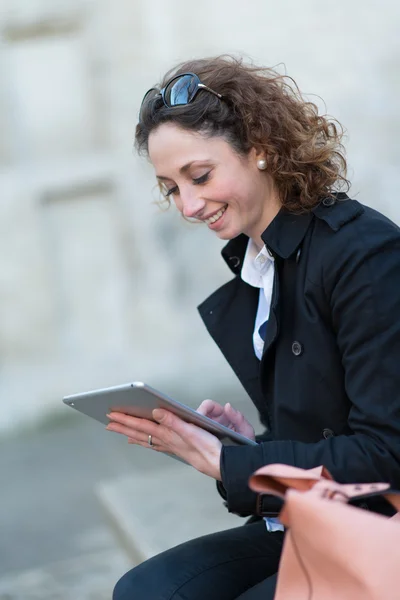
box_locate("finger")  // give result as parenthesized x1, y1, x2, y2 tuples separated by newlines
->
(126, 434, 164, 448)
(196, 400, 224, 419)
(224, 403, 255, 439)
(224, 402, 238, 420)
(126, 437, 165, 448)
(196, 400, 208, 415)
(224, 403, 245, 427)
(152, 409, 221, 458)
(107, 412, 154, 427)
(198, 400, 230, 426)
(153, 409, 199, 441)
(107, 412, 159, 435)
(106, 420, 160, 441)
(197, 399, 216, 415)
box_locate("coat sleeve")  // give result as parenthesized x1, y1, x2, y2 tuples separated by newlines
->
(220, 213, 400, 516)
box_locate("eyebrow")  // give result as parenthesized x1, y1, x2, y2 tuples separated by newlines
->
(156, 161, 210, 181)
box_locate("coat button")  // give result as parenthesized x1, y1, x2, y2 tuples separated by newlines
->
(291, 341, 303, 356)
(322, 428, 334, 439)
(322, 197, 335, 206)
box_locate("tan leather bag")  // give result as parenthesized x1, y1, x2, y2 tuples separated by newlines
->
(249, 464, 400, 600)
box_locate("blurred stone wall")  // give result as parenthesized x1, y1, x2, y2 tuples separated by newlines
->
(0, 0, 399, 430)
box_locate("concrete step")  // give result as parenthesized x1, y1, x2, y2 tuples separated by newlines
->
(96, 462, 243, 562)
(0, 548, 131, 600)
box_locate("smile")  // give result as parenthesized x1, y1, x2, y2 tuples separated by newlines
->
(204, 205, 228, 225)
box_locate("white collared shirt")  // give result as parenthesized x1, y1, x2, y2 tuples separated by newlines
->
(240, 239, 275, 360)
(241, 239, 284, 533)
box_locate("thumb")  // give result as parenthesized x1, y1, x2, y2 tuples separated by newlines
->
(152, 409, 168, 423)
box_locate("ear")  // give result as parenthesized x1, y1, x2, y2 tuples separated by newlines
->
(251, 147, 267, 161)
(249, 147, 267, 169)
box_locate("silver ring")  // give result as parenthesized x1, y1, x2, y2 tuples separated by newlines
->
(148, 434, 153, 447)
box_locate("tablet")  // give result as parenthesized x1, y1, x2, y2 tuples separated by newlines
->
(63, 381, 258, 448)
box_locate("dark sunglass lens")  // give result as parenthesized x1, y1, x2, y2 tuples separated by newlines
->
(164, 74, 198, 106)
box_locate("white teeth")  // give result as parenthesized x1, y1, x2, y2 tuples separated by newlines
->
(205, 205, 227, 225)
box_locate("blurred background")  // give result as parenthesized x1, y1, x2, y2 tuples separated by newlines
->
(0, 0, 399, 597)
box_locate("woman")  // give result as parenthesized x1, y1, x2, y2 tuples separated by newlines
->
(108, 56, 400, 599)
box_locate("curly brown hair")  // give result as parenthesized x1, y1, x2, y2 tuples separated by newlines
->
(135, 55, 349, 212)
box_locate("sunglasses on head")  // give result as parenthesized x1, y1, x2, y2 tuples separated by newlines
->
(140, 72, 223, 118)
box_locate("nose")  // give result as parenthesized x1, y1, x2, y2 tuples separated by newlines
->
(180, 188, 206, 219)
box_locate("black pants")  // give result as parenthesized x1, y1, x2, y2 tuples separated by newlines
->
(113, 521, 284, 600)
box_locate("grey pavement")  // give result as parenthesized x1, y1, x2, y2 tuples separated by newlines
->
(0, 415, 138, 598)
(0, 390, 261, 598)
(97, 463, 243, 562)
(0, 549, 131, 600)
(0, 415, 133, 576)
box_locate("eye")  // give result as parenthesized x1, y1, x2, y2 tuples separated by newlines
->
(165, 185, 178, 197)
(192, 172, 210, 185)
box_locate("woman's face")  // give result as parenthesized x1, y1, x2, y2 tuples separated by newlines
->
(148, 123, 281, 244)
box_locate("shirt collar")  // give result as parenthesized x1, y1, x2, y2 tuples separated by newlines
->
(241, 239, 274, 288)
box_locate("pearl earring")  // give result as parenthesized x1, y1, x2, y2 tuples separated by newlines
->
(257, 159, 267, 170)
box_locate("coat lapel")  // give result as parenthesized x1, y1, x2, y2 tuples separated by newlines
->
(198, 277, 269, 424)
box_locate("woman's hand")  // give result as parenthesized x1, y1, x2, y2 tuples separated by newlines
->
(106, 409, 222, 480)
(197, 400, 256, 441)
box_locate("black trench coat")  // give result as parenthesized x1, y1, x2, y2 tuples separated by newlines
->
(198, 195, 400, 517)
